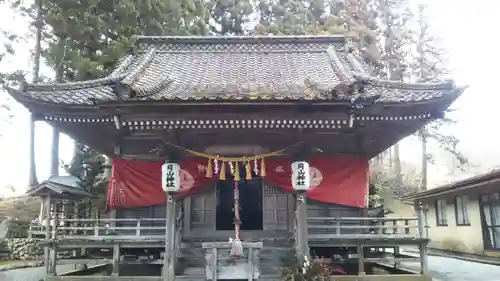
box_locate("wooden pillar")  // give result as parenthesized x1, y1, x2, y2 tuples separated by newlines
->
(392, 220, 400, 268)
(29, 114, 38, 187)
(291, 153, 310, 262)
(357, 244, 365, 275)
(43, 195, 51, 275)
(109, 210, 117, 227)
(49, 204, 58, 276)
(295, 191, 309, 260)
(417, 201, 429, 275)
(112, 243, 120, 276)
(164, 195, 177, 281)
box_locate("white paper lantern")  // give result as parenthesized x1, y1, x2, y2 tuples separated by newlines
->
(291, 161, 310, 191)
(161, 162, 180, 192)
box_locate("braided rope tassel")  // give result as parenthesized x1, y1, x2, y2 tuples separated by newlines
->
(230, 181, 243, 257)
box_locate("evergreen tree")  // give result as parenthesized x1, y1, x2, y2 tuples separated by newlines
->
(410, 4, 467, 189)
(64, 143, 108, 210)
(255, 0, 312, 35)
(254, 0, 377, 39)
(0, 1, 30, 92)
(207, 0, 254, 35)
(42, 0, 210, 80)
(374, 0, 415, 186)
(39, 0, 212, 211)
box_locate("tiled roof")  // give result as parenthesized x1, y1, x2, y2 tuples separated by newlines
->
(26, 176, 94, 199)
(8, 35, 463, 105)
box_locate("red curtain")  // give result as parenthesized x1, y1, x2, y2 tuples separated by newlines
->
(107, 156, 369, 210)
(265, 156, 369, 208)
(107, 158, 215, 210)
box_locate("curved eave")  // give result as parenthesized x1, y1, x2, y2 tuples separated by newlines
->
(377, 85, 466, 107)
(5, 87, 104, 114)
(7, 83, 465, 116)
(354, 72, 460, 91)
(94, 87, 465, 108)
(22, 75, 125, 92)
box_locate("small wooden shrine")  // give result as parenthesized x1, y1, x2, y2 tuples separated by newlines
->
(8, 35, 463, 281)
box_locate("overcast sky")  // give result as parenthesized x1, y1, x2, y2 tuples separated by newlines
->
(0, 0, 498, 195)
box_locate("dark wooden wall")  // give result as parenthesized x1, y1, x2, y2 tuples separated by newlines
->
(115, 185, 365, 238)
(116, 204, 166, 235)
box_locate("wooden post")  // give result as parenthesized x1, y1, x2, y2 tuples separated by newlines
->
(393, 219, 400, 268)
(357, 244, 365, 275)
(49, 205, 58, 276)
(295, 191, 309, 260)
(109, 210, 117, 227)
(247, 247, 254, 281)
(43, 195, 51, 275)
(136, 219, 141, 236)
(164, 195, 177, 281)
(417, 201, 429, 275)
(28, 114, 38, 187)
(73, 203, 79, 236)
(112, 243, 120, 276)
(211, 248, 217, 281)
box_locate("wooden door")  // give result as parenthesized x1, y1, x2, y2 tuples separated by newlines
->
(262, 183, 289, 231)
(188, 185, 216, 233)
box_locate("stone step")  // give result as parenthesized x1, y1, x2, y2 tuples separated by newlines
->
(260, 274, 283, 281)
(175, 276, 205, 281)
(259, 265, 285, 275)
(183, 266, 206, 275)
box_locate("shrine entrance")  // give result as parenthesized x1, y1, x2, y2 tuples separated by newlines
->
(216, 174, 263, 231)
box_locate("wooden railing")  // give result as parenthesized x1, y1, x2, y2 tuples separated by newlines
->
(307, 216, 422, 238)
(29, 218, 167, 240)
(307, 215, 429, 275)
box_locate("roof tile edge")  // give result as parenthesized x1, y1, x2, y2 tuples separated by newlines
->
(134, 34, 347, 46)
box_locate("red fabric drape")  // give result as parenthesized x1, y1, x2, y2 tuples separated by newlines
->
(265, 156, 369, 208)
(107, 156, 369, 210)
(107, 158, 215, 209)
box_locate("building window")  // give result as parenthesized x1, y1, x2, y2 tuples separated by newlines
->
(480, 193, 500, 250)
(455, 196, 470, 225)
(435, 199, 447, 226)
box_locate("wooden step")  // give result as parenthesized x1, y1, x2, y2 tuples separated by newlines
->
(177, 239, 295, 280)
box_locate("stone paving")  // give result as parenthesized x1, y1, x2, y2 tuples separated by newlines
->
(400, 250, 500, 281)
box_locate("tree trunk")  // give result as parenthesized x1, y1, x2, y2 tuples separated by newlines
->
(393, 143, 403, 186)
(28, 0, 43, 188)
(33, 0, 42, 83)
(50, 38, 65, 177)
(420, 129, 428, 190)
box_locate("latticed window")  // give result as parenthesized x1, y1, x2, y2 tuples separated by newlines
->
(480, 193, 500, 249)
(455, 196, 470, 225)
(435, 199, 447, 226)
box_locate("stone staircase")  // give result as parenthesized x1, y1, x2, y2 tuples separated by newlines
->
(176, 237, 295, 280)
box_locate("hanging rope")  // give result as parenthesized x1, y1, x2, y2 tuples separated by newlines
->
(234, 181, 241, 240)
(162, 141, 303, 162)
(161, 141, 302, 179)
(230, 180, 243, 257)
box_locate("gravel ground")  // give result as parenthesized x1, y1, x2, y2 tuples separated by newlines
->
(0, 264, 77, 281)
